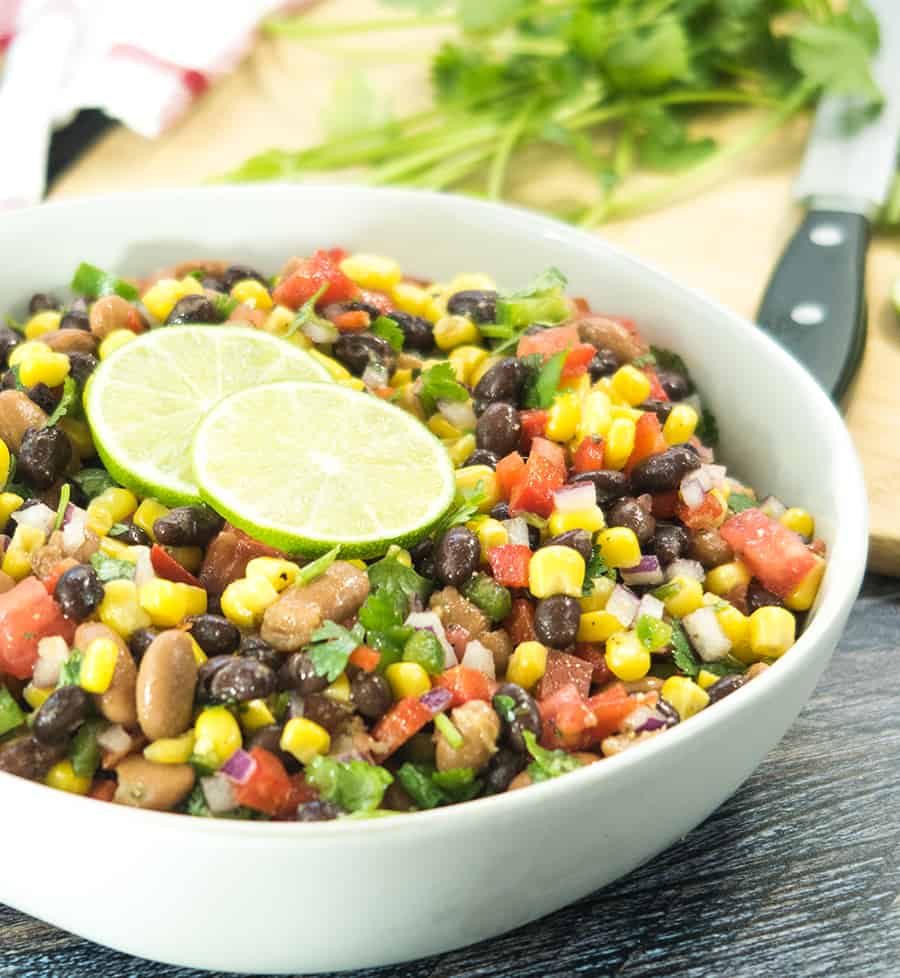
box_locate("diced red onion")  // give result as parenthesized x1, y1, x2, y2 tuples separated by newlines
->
(362, 362, 389, 389)
(461, 639, 495, 680)
(61, 506, 88, 555)
(33, 636, 70, 688)
(620, 555, 664, 587)
(60, 503, 75, 526)
(96, 724, 132, 754)
(301, 319, 338, 344)
(201, 773, 238, 815)
(665, 558, 705, 582)
(636, 713, 668, 733)
(679, 474, 706, 509)
(221, 748, 257, 785)
(438, 398, 476, 432)
(623, 705, 654, 733)
(419, 687, 452, 714)
(502, 517, 530, 548)
(552, 484, 596, 513)
(606, 584, 640, 628)
(12, 502, 55, 535)
(637, 593, 664, 621)
(760, 495, 786, 519)
(405, 611, 456, 668)
(702, 464, 727, 490)
(682, 606, 731, 662)
(132, 546, 155, 589)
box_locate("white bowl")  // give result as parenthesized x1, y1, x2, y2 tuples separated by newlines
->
(0, 186, 867, 974)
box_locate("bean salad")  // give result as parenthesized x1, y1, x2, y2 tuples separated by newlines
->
(0, 249, 827, 820)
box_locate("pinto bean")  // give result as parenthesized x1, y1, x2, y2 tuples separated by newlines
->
(0, 390, 48, 452)
(74, 622, 138, 727)
(113, 756, 195, 811)
(89, 295, 134, 339)
(260, 561, 370, 652)
(429, 586, 489, 637)
(575, 315, 649, 363)
(435, 700, 500, 773)
(199, 524, 286, 597)
(43, 329, 98, 356)
(478, 629, 513, 675)
(135, 630, 198, 740)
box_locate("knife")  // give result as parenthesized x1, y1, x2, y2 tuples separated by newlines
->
(757, 0, 900, 401)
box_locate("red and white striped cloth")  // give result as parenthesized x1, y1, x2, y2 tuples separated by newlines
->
(0, 0, 309, 208)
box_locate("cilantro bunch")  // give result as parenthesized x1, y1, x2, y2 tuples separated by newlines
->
(221, 0, 886, 225)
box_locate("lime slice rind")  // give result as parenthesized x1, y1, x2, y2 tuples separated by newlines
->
(191, 381, 456, 557)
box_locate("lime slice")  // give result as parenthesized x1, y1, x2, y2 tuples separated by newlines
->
(191, 381, 456, 557)
(85, 326, 331, 505)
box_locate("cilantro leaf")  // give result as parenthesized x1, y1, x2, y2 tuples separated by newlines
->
(631, 352, 657, 369)
(790, 16, 881, 106)
(503, 267, 567, 300)
(359, 588, 404, 634)
(370, 315, 404, 352)
(322, 70, 392, 140)
(305, 755, 393, 812)
(57, 649, 83, 687)
(582, 546, 615, 594)
(433, 479, 487, 535)
(419, 361, 468, 414)
(398, 762, 446, 809)
(45, 376, 79, 427)
(493, 693, 516, 723)
(523, 349, 566, 410)
(367, 555, 433, 611)
(699, 657, 745, 678)
(695, 402, 719, 447)
(72, 468, 117, 501)
(431, 766, 480, 802)
(306, 620, 366, 682)
(397, 762, 480, 808)
(727, 492, 756, 514)
(522, 731, 583, 783)
(90, 552, 135, 583)
(606, 17, 691, 93)
(670, 622, 700, 678)
(70, 262, 139, 301)
(0, 684, 25, 736)
(650, 346, 690, 378)
(495, 268, 570, 329)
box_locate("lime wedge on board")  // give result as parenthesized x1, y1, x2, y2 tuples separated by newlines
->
(191, 381, 456, 557)
(85, 326, 331, 505)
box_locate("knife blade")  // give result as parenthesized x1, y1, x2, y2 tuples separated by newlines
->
(757, 0, 900, 400)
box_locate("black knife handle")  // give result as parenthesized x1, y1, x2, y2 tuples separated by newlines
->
(756, 209, 869, 400)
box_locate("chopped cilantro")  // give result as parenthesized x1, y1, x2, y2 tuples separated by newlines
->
(70, 262, 139, 301)
(493, 693, 516, 723)
(695, 403, 719, 447)
(419, 361, 468, 414)
(57, 649, 83, 687)
(398, 762, 480, 809)
(72, 468, 117, 501)
(398, 762, 446, 809)
(631, 352, 657, 368)
(0, 685, 25, 736)
(523, 731, 583, 783)
(370, 315, 404, 351)
(728, 492, 756, 514)
(53, 483, 70, 532)
(284, 283, 330, 338)
(90, 551, 136, 583)
(46, 376, 80, 427)
(434, 479, 487, 535)
(700, 657, 746, 678)
(3, 316, 25, 335)
(649, 345, 690, 377)
(367, 554, 433, 611)
(523, 348, 567, 409)
(305, 620, 366, 682)
(670, 622, 700, 677)
(582, 546, 615, 594)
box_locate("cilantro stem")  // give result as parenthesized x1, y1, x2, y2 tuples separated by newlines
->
(487, 97, 538, 200)
(264, 14, 456, 38)
(370, 125, 499, 184)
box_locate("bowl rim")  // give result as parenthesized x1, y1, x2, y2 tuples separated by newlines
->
(0, 183, 869, 840)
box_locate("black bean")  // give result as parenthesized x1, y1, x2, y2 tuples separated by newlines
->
(297, 799, 343, 821)
(463, 449, 500, 469)
(201, 276, 225, 293)
(446, 290, 497, 323)
(32, 686, 90, 745)
(54, 565, 104, 621)
(209, 658, 277, 703)
(639, 398, 673, 423)
(706, 675, 746, 705)
(188, 614, 240, 656)
(533, 595, 581, 648)
(476, 403, 521, 457)
(0, 326, 21, 366)
(67, 351, 99, 387)
(527, 524, 541, 550)
(221, 264, 267, 290)
(196, 655, 234, 701)
(60, 309, 90, 331)
(541, 529, 592, 564)
(747, 580, 785, 613)
(165, 295, 218, 325)
(408, 537, 436, 579)
(588, 348, 620, 380)
(239, 635, 282, 672)
(433, 526, 480, 587)
(657, 368, 693, 400)
(0, 735, 67, 781)
(656, 698, 681, 726)
(332, 333, 397, 377)
(0, 370, 15, 391)
(278, 652, 329, 695)
(18, 425, 72, 489)
(688, 528, 734, 569)
(650, 523, 690, 565)
(351, 671, 392, 720)
(493, 682, 541, 754)
(482, 747, 526, 794)
(608, 497, 656, 547)
(26, 383, 57, 415)
(245, 724, 299, 773)
(389, 311, 434, 353)
(153, 505, 223, 547)
(339, 299, 382, 320)
(290, 692, 350, 734)
(490, 502, 511, 522)
(28, 293, 59, 314)
(569, 469, 630, 506)
(472, 358, 525, 409)
(629, 446, 700, 494)
(128, 627, 159, 663)
(108, 521, 151, 547)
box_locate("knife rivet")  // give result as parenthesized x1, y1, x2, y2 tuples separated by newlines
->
(809, 224, 845, 247)
(790, 302, 827, 326)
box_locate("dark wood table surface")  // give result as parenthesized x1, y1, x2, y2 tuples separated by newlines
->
(1, 573, 898, 978)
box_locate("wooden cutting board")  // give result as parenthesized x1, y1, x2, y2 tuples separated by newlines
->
(47, 0, 900, 573)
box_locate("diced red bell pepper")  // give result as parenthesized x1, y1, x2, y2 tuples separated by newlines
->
(572, 436, 605, 474)
(504, 598, 536, 646)
(573, 642, 613, 686)
(518, 409, 548, 454)
(509, 453, 564, 518)
(372, 696, 434, 756)
(272, 249, 358, 310)
(332, 310, 370, 332)
(434, 666, 494, 707)
(585, 684, 641, 742)
(643, 369, 669, 402)
(535, 650, 594, 701)
(529, 436, 567, 481)
(233, 748, 298, 817)
(720, 508, 818, 598)
(487, 544, 531, 589)
(538, 683, 598, 750)
(675, 491, 727, 531)
(0, 577, 75, 680)
(349, 645, 381, 672)
(626, 411, 667, 473)
(650, 490, 678, 519)
(150, 544, 202, 588)
(560, 344, 597, 379)
(496, 451, 526, 499)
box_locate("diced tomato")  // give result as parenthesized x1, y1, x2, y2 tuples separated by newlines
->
(496, 451, 526, 499)
(504, 598, 536, 646)
(518, 409, 548, 454)
(0, 577, 76, 680)
(535, 651, 594, 700)
(529, 437, 567, 481)
(509, 453, 564, 518)
(372, 696, 434, 756)
(150, 544, 202, 588)
(349, 645, 380, 672)
(651, 490, 678, 519)
(434, 666, 494, 707)
(358, 289, 393, 314)
(560, 344, 597, 379)
(572, 297, 591, 315)
(322, 247, 348, 264)
(720, 508, 817, 598)
(538, 683, 598, 750)
(89, 779, 117, 803)
(332, 310, 370, 332)
(572, 436, 604, 473)
(487, 544, 531, 589)
(643, 369, 669, 402)
(233, 748, 297, 817)
(585, 684, 639, 742)
(227, 303, 267, 329)
(272, 249, 358, 310)
(517, 324, 580, 360)
(675, 491, 727, 531)
(625, 411, 667, 473)
(573, 642, 613, 686)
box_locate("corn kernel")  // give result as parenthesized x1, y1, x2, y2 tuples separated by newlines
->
(220, 576, 279, 628)
(239, 699, 276, 735)
(450, 272, 496, 292)
(98, 579, 152, 638)
(663, 403, 698, 445)
(610, 365, 652, 406)
(548, 506, 606, 537)
(307, 348, 352, 381)
(144, 730, 196, 764)
(433, 315, 480, 351)
(423, 285, 450, 323)
(470, 354, 501, 389)
(18, 350, 70, 387)
(577, 390, 612, 440)
(95, 487, 138, 523)
(471, 517, 508, 561)
(428, 415, 462, 440)
(662, 676, 710, 719)
(230, 278, 273, 311)
(340, 253, 402, 292)
(23, 683, 52, 709)
(454, 465, 500, 512)
(449, 345, 488, 384)
(385, 661, 432, 699)
(784, 556, 825, 612)
(603, 417, 636, 470)
(528, 546, 585, 598)
(280, 716, 332, 764)
(8, 340, 50, 368)
(781, 507, 814, 539)
(142, 277, 203, 322)
(545, 392, 581, 442)
(132, 498, 169, 541)
(324, 671, 352, 703)
(595, 526, 641, 569)
(391, 281, 430, 317)
(0, 492, 23, 527)
(194, 706, 242, 769)
(704, 560, 751, 597)
(696, 668, 720, 690)
(506, 641, 548, 689)
(24, 310, 61, 340)
(45, 759, 91, 795)
(141, 579, 207, 627)
(58, 417, 94, 457)
(577, 610, 622, 643)
(2, 524, 45, 580)
(715, 603, 753, 661)
(1, 547, 32, 581)
(657, 574, 705, 618)
(705, 488, 729, 529)
(346, 558, 367, 570)
(605, 631, 651, 681)
(386, 544, 412, 568)
(86, 501, 114, 537)
(262, 304, 296, 338)
(579, 575, 616, 612)
(749, 606, 796, 659)
(79, 637, 120, 694)
(245, 557, 300, 592)
(98, 328, 137, 360)
(558, 372, 591, 400)
(609, 405, 644, 422)
(447, 433, 477, 466)
(391, 367, 413, 388)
